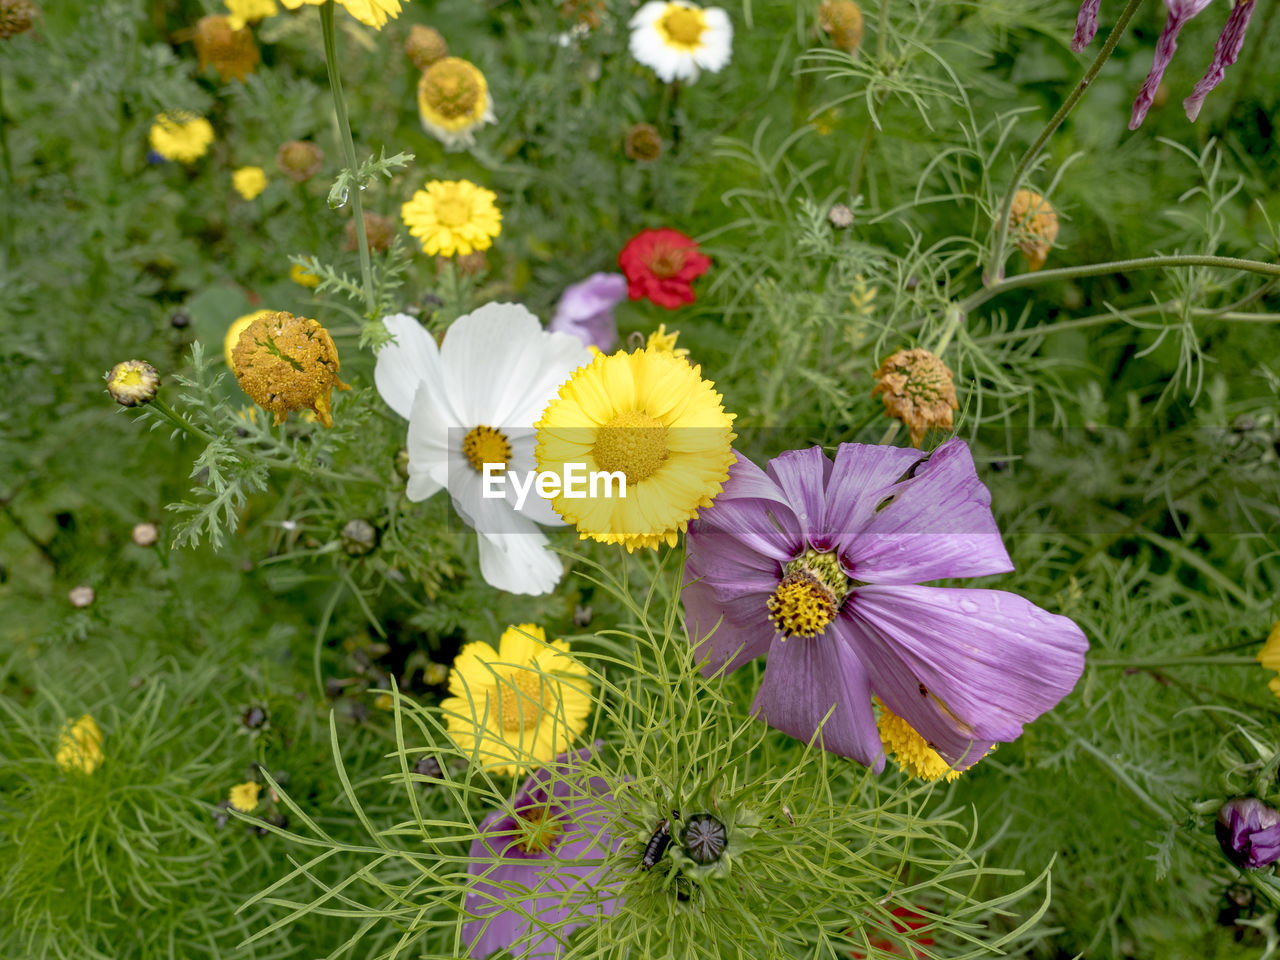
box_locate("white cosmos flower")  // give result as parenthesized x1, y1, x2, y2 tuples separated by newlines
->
(374, 305, 591, 596)
(629, 0, 732, 84)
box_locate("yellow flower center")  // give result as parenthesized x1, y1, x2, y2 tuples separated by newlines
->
(434, 195, 473, 227)
(657, 5, 706, 48)
(592, 410, 668, 483)
(463, 425, 511, 472)
(766, 549, 851, 639)
(514, 805, 565, 854)
(422, 59, 482, 119)
(113, 368, 144, 388)
(646, 243, 688, 279)
(498, 668, 549, 732)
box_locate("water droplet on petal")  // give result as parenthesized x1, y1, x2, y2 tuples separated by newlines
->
(958, 598, 980, 614)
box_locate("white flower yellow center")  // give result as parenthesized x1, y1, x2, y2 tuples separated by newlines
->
(498, 669, 548, 732)
(657, 5, 707, 50)
(593, 410, 668, 483)
(463, 425, 511, 472)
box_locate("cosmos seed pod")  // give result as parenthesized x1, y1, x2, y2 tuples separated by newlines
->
(682, 813, 728, 865)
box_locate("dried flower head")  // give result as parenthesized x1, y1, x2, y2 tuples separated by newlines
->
(105, 360, 160, 407)
(344, 211, 396, 253)
(68, 585, 95, 608)
(404, 23, 447, 68)
(417, 56, 495, 150)
(562, 0, 605, 28)
(871, 348, 959, 448)
(624, 122, 663, 162)
(131, 522, 159, 547)
(818, 0, 863, 54)
(1008, 189, 1059, 272)
(0, 0, 36, 38)
(193, 14, 259, 81)
(230, 311, 350, 428)
(828, 202, 854, 229)
(341, 518, 379, 555)
(436, 250, 489, 276)
(275, 140, 323, 182)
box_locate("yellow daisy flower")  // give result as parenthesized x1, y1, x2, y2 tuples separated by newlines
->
(232, 165, 267, 200)
(401, 179, 501, 257)
(228, 781, 261, 811)
(534, 347, 736, 552)
(148, 112, 214, 164)
(55, 714, 104, 775)
(441, 624, 591, 775)
(417, 57, 495, 151)
(877, 700, 987, 782)
(224, 309, 274, 367)
(289, 262, 321, 287)
(226, 0, 277, 31)
(1257, 620, 1280, 697)
(278, 0, 404, 29)
(646, 323, 690, 359)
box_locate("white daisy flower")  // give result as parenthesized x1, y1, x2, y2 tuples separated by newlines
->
(374, 305, 590, 595)
(628, 0, 732, 84)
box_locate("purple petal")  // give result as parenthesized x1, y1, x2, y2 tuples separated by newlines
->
(842, 438, 1014, 584)
(750, 629, 885, 770)
(548, 273, 627, 352)
(846, 585, 1088, 763)
(1072, 0, 1103, 52)
(1247, 822, 1280, 868)
(682, 576, 776, 676)
(821, 442, 926, 546)
(764, 447, 834, 550)
(1183, 0, 1256, 121)
(1130, 1, 1215, 129)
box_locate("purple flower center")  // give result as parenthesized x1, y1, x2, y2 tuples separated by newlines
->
(766, 549, 851, 639)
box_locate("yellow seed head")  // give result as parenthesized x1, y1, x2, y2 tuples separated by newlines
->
(624, 122, 663, 162)
(275, 140, 323, 182)
(230, 311, 350, 428)
(871, 348, 958, 448)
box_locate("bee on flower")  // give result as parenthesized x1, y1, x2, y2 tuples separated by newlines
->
(629, 0, 732, 83)
(416, 57, 495, 151)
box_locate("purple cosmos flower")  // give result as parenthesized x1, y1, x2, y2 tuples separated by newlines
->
(547, 273, 628, 353)
(464, 748, 622, 958)
(682, 439, 1088, 772)
(1183, 0, 1257, 122)
(1129, 0, 1215, 129)
(1216, 797, 1280, 870)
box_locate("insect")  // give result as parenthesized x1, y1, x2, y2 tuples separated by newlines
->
(641, 818, 673, 869)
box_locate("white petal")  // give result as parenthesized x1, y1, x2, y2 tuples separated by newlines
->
(374, 313, 439, 420)
(504, 431, 566, 527)
(405, 382, 455, 502)
(629, 1, 668, 30)
(476, 531, 564, 595)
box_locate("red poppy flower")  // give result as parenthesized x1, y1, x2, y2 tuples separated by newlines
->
(617, 228, 711, 310)
(848, 906, 935, 959)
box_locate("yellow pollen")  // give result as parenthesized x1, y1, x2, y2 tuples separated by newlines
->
(767, 570, 837, 639)
(515, 805, 564, 854)
(658, 6, 706, 48)
(876, 699, 979, 782)
(498, 669, 548, 733)
(592, 410, 668, 483)
(463, 425, 511, 472)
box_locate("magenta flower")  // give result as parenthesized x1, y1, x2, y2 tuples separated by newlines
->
(464, 749, 622, 958)
(1073, 0, 1259, 128)
(682, 439, 1088, 772)
(547, 273, 628, 353)
(1216, 797, 1280, 870)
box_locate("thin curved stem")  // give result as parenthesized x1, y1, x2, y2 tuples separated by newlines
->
(986, 0, 1147, 285)
(320, 2, 376, 318)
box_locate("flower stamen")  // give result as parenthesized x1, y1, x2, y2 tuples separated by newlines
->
(592, 410, 668, 483)
(463, 425, 511, 473)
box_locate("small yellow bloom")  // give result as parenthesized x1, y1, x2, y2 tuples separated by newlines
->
(417, 57, 495, 150)
(231, 310, 350, 427)
(374, 692, 394, 711)
(535, 348, 736, 551)
(225, 0, 277, 31)
(56, 715, 104, 775)
(228, 781, 262, 812)
(401, 179, 501, 258)
(278, 0, 404, 30)
(149, 112, 215, 164)
(232, 165, 267, 200)
(224, 309, 274, 367)
(289, 262, 321, 288)
(441, 624, 591, 775)
(1257, 621, 1280, 698)
(105, 360, 160, 407)
(877, 700, 982, 782)
(646, 323, 690, 359)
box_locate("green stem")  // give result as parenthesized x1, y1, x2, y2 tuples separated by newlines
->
(319, 2, 377, 318)
(960, 254, 1280, 315)
(986, 0, 1147, 284)
(151, 398, 216, 445)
